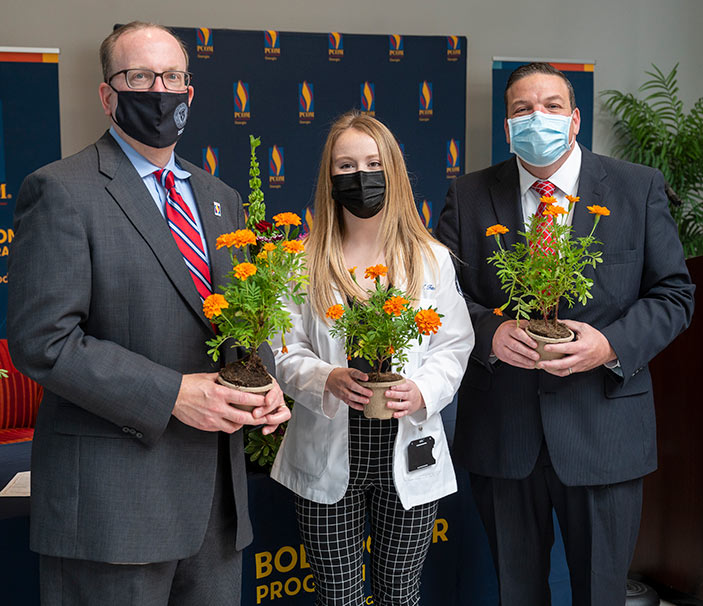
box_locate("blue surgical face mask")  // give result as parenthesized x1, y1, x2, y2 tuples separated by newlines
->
(507, 111, 573, 167)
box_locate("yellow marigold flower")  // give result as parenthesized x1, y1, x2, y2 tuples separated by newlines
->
(415, 309, 442, 336)
(364, 264, 388, 280)
(203, 294, 229, 319)
(233, 262, 257, 280)
(540, 195, 557, 205)
(216, 232, 238, 249)
(565, 195, 580, 203)
(282, 240, 305, 254)
(256, 250, 269, 261)
(587, 205, 611, 216)
(348, 266, 357, 276)
(542, 204, 568, 217)
(486, 224, 509, 237)
(326, 304, 345, 320)
(263, 242, 276, 252)
(493, 307, 503, 316)
(383, 296, 409, 316)
(273, 212, 302, 227)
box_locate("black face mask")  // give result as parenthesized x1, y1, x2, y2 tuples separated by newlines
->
(111, 89, 189, 148)
(331, 170, 386, 219)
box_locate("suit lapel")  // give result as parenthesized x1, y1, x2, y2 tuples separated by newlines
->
(574, 145, 610, 239)
(96, 133, 213, 330)
(489, 159, 523, 249)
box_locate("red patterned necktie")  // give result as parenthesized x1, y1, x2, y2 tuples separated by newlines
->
(154, 169, 212, 301)
(531, 179, 556, 255)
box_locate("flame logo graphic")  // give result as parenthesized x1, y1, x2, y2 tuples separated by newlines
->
(304, 207, 314, 232)
(204, 146, 218, 175)
(265, 30, 279, 48)
(447, 139, 459, 167)
(361, 82, 374, 111)
(421, 200, 432, 228)
(235, 81, 249, 112)
(270, 145, 284, 176)
(447, 36, 459, 50)
(420, 81, 432, 110)
(197, 28, 211, 46)
(299, 81, 313, 112)
(390, 34, 402, 50)
(329, 32, 342, 49)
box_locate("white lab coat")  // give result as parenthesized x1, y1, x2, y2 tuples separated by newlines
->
(270, 243, 474, 509)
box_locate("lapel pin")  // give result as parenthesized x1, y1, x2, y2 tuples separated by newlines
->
(213, 201, 222, 217)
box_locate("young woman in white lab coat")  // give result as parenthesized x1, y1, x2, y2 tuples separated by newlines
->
(271, 111, 474, 606)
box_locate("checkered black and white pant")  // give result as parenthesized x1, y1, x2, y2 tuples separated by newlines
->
(295, 413, 438, 606)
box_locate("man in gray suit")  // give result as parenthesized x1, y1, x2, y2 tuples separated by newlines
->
(7, 22, 290, 605)
(437, 62, 694, 605)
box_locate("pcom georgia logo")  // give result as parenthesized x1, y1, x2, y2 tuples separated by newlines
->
(446, 139, 461, 178)
(264, 30, 280, 61)
(360, 82, 375, 116)
(447, 36, 461, 62)
(233, 81, 251, 125)
(269, 145, 285, 189)
(0, 228, 14, 257)
(298, 81, 314, 125)
(202, 146, 219, 177)
(328, 32, 343, 62)
(418, 200, 433, 232)
(419, 81, 433, 121)
(196, 28, 213, 59)
(389, 35, 404, 62)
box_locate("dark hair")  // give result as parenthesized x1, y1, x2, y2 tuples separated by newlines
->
(504, 62, 576, 116)
(99, 21, 189, 82)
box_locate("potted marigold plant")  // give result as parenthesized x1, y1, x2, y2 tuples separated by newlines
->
(326, 264, 443, 419)
(203, 135, 307, 404)
(487, 195, 610, 360)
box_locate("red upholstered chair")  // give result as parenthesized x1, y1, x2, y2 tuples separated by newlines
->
(0, 339, 43, 444)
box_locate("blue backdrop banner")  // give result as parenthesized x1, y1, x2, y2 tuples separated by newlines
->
(0, 48, 61, 338)
(491, 58, 594, 165)
(169, 28, 467, 237)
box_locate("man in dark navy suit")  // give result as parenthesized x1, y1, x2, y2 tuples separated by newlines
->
(437, 62, 694, 606)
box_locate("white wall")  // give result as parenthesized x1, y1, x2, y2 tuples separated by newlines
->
(2, 0, 702, 171)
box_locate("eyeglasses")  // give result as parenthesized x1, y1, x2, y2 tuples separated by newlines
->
(108, 69, 192, 91)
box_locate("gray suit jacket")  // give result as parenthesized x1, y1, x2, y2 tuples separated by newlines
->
(437, 146, 695, 486)
(7, 132, 255, 562)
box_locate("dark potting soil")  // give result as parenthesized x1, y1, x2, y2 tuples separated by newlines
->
(367, 372, 404, 383)
(528, 319, 573, 339)
(220, 360, 271, 388)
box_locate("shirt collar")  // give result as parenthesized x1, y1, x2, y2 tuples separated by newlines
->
(516, 142, 582, 197)
(109, 127, 191, 180)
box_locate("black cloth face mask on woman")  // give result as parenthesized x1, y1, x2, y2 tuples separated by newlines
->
(331, 170, 386, 218)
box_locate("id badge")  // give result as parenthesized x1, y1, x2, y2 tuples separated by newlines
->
(407, 436, 436, 472)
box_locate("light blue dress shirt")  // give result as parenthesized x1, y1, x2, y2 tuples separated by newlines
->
(109, 127, 211, 265)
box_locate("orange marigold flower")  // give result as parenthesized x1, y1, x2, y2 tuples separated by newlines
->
(388, 346, 395, 355)
(216, 232, 238, 249)
(542, 204, 568, 217)
(282, 240, 305, 254)
(273, 212, 302, 227)
(485, 224, 509, 237)
(493, 307, 503, 316)
(326, 304, 345, 320)
(364, 264, 388, 280)
(281, 345, 289, 354)
(540, 195, 557, 205)
(232, 229, 257, 248)
(203, 293, 229, 319)
(565, 195, 580, 203)
(263, 242, 276, 252)
(415, 309, 442, 336)
(587, 205, 611, 216)
(383, 296, 409, 316)
(233, 262, 257, 280)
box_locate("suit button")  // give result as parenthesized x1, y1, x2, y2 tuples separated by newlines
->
(136, 432, 143, 439)
(129, 428, 137, 435)
(122, 427, 130, 433)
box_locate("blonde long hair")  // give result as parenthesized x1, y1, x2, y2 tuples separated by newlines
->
(307, 110, 440, 320)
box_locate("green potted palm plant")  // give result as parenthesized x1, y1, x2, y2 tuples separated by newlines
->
(601, 64, 703, 258)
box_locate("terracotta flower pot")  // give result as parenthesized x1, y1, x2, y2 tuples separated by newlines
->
(525, 327, 575, 361)
(364, 378, 405, 420)
(217, 374, 274, 412)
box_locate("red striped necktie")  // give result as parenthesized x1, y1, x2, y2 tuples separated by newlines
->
(154, 169, 212, 301)
(531, 179, 556, 255)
